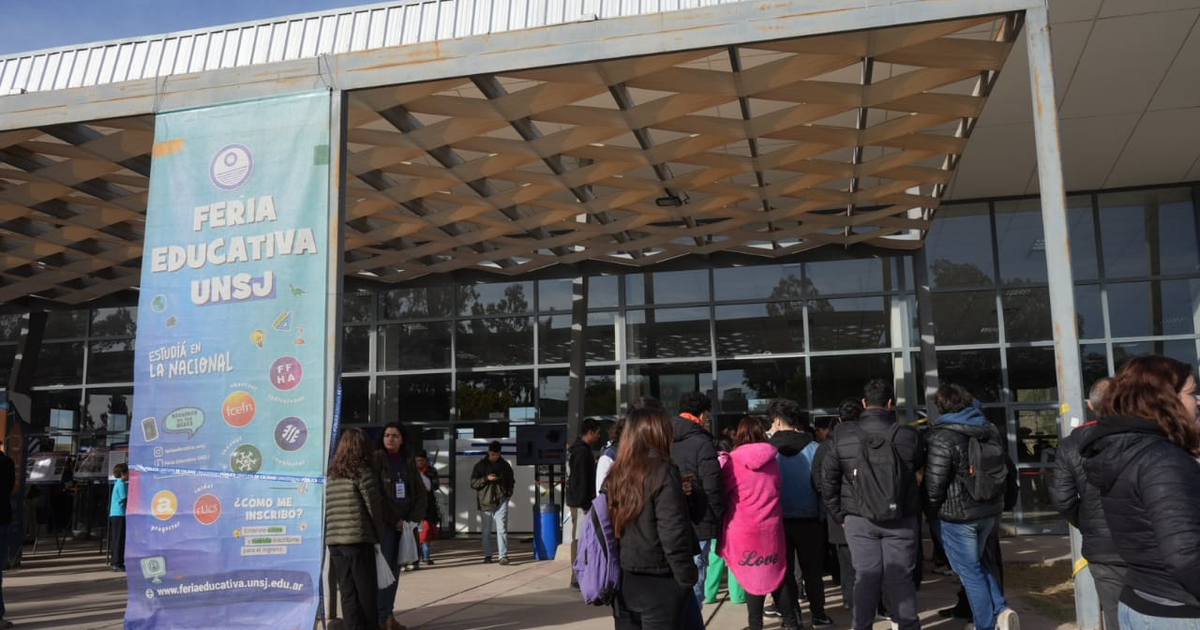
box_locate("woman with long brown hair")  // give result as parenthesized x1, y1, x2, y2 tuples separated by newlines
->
(325, 428, 384, 630)
(606, 407, 698, 629)
(1081, 355, 1200, 630)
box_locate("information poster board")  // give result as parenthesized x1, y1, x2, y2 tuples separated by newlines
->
(125, 91, 333, 630)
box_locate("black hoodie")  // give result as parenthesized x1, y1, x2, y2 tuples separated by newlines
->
(1080, 415, 1200, 618)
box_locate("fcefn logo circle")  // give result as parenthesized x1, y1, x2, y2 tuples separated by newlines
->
(210, 144, 253, 190)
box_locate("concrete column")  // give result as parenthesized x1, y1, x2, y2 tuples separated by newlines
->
(1025, 6, 1097, 628)
(913, 248, 940, 421)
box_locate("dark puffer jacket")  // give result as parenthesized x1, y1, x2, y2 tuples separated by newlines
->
(923, 408, 1005, 523)
(670, 415, 724, 541)
(1080, 415, 1200, 618)
(1047, 422, 1123, 566)
(811, 439, 846, 545)
(616, 453, 700, 586)
(819, 408, 925, 524)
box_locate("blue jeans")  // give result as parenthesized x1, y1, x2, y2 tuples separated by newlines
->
(376, 526, 401, 623)
(940, 518, 1007, 630)
(419, 541, 431, 562)
(481, 502, 509, 559)
(1120, 600, 1200, 630)
(693, 539, 711, 605)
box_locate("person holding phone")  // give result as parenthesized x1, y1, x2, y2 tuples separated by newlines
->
(470, 441, 515, 565)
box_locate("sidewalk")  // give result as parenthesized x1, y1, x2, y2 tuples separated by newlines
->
(3, 535, 1076, 630)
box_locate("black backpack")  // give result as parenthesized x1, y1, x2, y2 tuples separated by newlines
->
(849, 423, 908, 522)
(963, 432, 1008, 502)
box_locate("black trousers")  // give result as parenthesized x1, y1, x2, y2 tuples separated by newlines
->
(783, 518, 827, 617)
(108, 516, 126, 568)
(747, 585, 799, 630)
(330, 543, 378, 630)
(613, 571, 692, 630)
(836, 544, 855, 609)
(844, 515, 920, 630)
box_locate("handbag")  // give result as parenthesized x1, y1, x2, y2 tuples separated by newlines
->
(398, 522, 419, 565)
(374, 543, 395, 588)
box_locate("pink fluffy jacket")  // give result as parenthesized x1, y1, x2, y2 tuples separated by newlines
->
(717, 441, 785, 596)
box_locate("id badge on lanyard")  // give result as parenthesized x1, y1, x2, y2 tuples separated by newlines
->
(395, 481, 406, 499)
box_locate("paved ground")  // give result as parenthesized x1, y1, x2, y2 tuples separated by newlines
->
(3, 534, 1076, 630)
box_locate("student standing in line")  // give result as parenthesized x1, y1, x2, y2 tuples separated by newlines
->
(813, 398, 862, 612)
(608, 407, 698, 630)
(819, 379, 926, 630)
(923, 384, 1017, 630)
(568, 417, 603, 588)
(768, 399, 832, 628)
(722, 416, 798, 630)
(1081, 356, 1200, 630)
(669, 392, 724, 609)
(326, 428, 384, 630)
(1048, 377, 1123, 629)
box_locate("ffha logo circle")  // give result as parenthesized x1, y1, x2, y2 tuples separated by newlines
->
(210, 144, 254, 190)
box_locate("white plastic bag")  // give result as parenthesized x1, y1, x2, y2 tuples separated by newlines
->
(374, 543, 395, 588)
(398, 522, 419, 566)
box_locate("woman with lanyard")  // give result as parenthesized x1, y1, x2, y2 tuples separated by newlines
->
(373, 422, 427, 630)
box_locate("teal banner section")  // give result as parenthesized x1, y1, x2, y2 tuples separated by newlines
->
(126, 90, 333, 630)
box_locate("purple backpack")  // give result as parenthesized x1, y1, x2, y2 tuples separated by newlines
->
(573, 492, 620, 605)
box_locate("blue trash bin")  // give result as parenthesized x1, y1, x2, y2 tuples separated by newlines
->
(533, 503, 560, 560)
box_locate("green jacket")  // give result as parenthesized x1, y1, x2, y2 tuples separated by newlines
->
(470, 456, 515, 511)
(372, 449, 428, 527)
(324, 469, 384, 546)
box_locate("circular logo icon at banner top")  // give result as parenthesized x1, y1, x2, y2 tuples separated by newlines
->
(210, 144, 253, 190)
(275, 417, 308, 452)
(151, 490, 178, 521)
(194, 494, 222, 525)
(269, 356, 303, 391)
(222, 391, 256, 428)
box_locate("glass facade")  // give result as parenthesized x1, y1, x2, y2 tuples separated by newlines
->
(1, 183, 1197, 534)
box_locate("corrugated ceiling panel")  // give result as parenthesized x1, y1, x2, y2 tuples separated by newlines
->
(0, 0, 749, 95)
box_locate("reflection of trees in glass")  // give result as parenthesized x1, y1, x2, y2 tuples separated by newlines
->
(584, 376, 617, 416)
(931, 261, 1065, 344)
(457, 375, 533, 421)
(91, 307, 136, 338)
(383, 286, 456, 319)
(0, 315, 23, 342)
(764, 275, 831, 316)
(738, 362, 807, 410)
(938, 351, 1002, 402)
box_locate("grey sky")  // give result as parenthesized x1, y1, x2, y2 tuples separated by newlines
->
(1, 0, 371, 56)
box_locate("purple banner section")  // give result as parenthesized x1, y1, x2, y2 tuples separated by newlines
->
(125, 470, 324, 630)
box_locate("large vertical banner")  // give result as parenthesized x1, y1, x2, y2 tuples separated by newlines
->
(126, 91, 333, 630)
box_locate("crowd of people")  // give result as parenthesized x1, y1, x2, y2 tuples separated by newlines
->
(577, 354, 1200, 630)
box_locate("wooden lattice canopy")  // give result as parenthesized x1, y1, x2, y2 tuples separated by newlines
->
(0, 12, 1019, 305)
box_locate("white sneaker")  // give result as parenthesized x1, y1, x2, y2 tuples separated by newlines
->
(963, 623, 976, 630)
(997, 608, 1020, 630)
